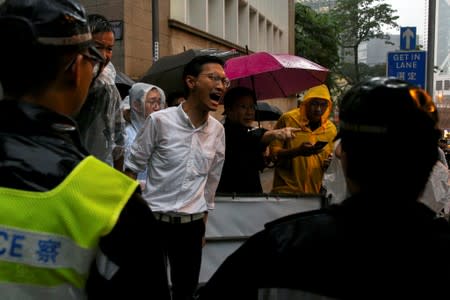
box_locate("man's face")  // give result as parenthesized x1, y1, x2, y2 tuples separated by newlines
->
(227, 96, 255, 127)
(92, 31, 114, 69)
(306, 98, 329, 122)
(144, 88, 161, 117)
(191, 63, 228, 112)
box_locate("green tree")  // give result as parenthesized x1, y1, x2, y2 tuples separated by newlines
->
(331, 0, 398, 83)
(340, 62, 387, 82)
(294, 3, 340, 88)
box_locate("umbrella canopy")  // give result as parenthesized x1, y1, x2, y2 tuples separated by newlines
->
(115, 71, 135, 99)
(255, 102, 282, 121)
(224, 52, 329, 100)
(140, 48, 239, 97)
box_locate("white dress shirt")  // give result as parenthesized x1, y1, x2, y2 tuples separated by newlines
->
(125, 105, 225, 214)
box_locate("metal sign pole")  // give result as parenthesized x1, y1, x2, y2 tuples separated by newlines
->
(426, 0, 436, 96)
(152, 0, 159, 62)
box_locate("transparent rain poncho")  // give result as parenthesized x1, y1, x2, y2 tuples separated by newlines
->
(76, 62, 126, 166)
(323, 140, 450, 215)
(124, 82, 166, 184)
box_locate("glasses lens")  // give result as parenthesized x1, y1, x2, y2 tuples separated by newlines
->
(147, 100, 161, 107)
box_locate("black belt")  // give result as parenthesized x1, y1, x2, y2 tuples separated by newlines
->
(153, 212, 204, 224)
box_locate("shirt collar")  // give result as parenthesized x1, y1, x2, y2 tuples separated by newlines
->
(177, 104, 209, 130)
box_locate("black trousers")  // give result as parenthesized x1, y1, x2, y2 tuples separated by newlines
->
(156, 218, 205, 300)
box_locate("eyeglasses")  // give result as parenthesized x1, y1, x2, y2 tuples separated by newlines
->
(199, 73, 231, 88)
(64, 49, 104, 81)
(80, 50, 105, 81)
(145, 97, 161, 107)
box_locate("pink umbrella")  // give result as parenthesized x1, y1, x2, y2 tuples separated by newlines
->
(224, 52, 329, 100)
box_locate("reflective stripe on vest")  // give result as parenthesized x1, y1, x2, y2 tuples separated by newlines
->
(0, 281, 86, 300)
(0, 156, 138, 299)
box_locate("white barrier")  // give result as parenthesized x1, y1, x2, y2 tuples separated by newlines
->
(200, 194, 323, 283)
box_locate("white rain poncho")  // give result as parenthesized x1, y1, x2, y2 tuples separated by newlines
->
(124, 83, 166, 184)
(323, 140, 450, 215)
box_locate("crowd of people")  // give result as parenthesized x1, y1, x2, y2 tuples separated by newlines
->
(1, 0, 450, 299)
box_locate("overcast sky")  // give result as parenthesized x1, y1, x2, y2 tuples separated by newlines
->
(383, 0, 427, 38)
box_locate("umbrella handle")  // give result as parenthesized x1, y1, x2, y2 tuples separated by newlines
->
(250, 75, 260, 127)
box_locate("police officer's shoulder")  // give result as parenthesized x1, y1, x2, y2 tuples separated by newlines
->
(264, 208, 332, 230)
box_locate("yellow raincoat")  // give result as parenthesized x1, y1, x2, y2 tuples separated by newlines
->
(270, 84, 337, 194)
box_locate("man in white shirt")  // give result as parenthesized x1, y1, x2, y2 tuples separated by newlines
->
(125, 55, 227, 300)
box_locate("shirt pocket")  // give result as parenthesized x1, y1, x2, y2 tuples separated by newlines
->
(192, 150, 214, 176)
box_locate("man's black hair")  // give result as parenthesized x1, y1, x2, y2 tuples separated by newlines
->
(166, 91, 186, 107)
(223, 86, 256, 113)
(87, 14, 113, 34)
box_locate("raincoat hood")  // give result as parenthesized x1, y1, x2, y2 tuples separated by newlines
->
(303, 84, 331, 103)
(297, 84, 332, 130)
(128, 82, 166, 131)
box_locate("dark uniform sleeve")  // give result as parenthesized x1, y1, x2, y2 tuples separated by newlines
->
(86, 191, 171, 300)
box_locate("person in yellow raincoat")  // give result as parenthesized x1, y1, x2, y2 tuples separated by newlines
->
(270, 84, 337, 194)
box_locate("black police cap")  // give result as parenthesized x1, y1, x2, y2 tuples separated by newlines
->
(0, 0, 92, 45)
(337, 77, 437, 137)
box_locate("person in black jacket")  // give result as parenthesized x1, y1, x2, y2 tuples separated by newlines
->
(197, 77, 450, 299)
(0, 1, 170, 299)
(216, 86, 299, 194)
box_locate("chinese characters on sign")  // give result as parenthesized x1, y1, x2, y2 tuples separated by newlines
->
(387, 50, 426, 88)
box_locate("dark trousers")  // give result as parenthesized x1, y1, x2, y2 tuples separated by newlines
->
(157, 218, 205, 300)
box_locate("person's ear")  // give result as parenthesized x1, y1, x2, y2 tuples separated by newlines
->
(185, 75, 196, 90)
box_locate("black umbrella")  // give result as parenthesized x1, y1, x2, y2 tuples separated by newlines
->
(140, 48, 239, 97)
(115, 71, 135, 99)
(255, 102, 282, 122)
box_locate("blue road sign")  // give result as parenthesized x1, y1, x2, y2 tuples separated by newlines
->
(387, 50, 426, 88)
(400, 27, 417, 50)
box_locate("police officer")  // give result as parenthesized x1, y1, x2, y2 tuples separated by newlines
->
(197, 78, 450, 299)
(0, 0, 170, 299)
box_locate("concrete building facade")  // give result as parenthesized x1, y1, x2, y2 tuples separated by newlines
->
(80, 0, 295, 81)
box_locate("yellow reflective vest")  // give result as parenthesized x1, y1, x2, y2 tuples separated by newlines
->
(0, 156, 138, 299)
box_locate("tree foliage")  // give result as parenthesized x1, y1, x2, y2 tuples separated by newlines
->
(340, 62, 387, 82)
(294, 3, 340, 89)
(331, 0, 399, 82)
